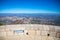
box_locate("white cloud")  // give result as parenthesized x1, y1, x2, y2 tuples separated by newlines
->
(0, 9, 57, 13)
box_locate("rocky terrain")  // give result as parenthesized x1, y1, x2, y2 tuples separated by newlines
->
(0, 13, 60, 26)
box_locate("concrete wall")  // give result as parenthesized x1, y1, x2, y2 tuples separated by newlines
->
(0, 24, 60, 40)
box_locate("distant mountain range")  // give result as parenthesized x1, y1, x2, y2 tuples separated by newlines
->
(0, 13, 60, 26)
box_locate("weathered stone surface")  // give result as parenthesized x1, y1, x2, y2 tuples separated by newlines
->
(0, 24, 60, 40)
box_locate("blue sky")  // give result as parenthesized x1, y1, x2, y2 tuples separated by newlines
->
(0, 0, 60, 13)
